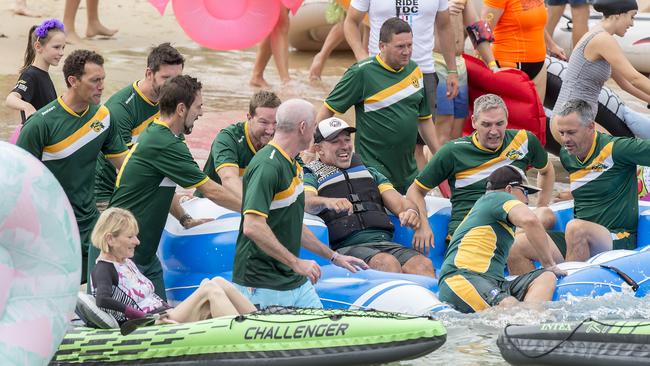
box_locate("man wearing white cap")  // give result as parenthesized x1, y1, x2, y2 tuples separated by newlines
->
(303, 117, 435, 277)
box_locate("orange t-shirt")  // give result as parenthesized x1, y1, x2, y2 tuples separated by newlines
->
(484, 0, 548, 63)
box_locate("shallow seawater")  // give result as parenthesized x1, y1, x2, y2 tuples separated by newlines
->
(399, 291, 650, 366)
(1, 39, 647, 365)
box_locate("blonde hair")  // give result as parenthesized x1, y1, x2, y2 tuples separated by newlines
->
(91, 207, 139, 253)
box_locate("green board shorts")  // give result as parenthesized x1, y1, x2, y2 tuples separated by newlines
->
(336, 241, 421, 266)
(548, 231, 637, 258)
(438, 269, 548, 313)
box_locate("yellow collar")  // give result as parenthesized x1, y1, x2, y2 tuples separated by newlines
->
(376, 54, 404, 73)
(577, 132, 598, 164)
(133, 80, 157, 106)
(268, 141, 293, 163)
(58, 96, 89, 118)
(244, 121, 258, 154)
(472, 132, 502, 152)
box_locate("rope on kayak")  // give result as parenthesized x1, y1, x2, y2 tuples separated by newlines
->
(503, 318, 650, 359)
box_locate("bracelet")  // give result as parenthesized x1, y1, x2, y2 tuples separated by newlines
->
(330, 252, 339, 263)
(179, 213, 192, 228)
(488, 60, 498, 69)
(406, 208, 420, 217)
(448, 69, 458, 74)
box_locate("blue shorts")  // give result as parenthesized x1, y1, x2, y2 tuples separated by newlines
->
(545, 0, 588, 6)
(436, 82, 469, 119)
(233, 280, 323, 309)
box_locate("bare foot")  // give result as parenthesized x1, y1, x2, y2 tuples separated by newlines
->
(65, 30, 85, 45)
(249, 76, 271, 89)
(13, 0, 40, 17)
(86, 22, 118, 38)
(308, 52, 325, 81)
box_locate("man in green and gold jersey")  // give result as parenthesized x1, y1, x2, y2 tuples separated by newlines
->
(406, 94, 557, 255)
(197, 90, 281, 200)
(438, 166, 564, 313)
(316, 17, 441, 194)
(17, 50, 128, 283)
(106, 75, 239, 299)
(94, 43, 184, 210)
(233, 99, 368, 309)
(510, 99, 650, 270)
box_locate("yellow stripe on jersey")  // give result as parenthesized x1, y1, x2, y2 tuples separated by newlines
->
(57, 96, 89, 118)
(244, 209, 269, 218)
(115, 142, 138, 188)
(444, 274, 490, 312)
(454, 130, 529, 188)
(244, 121, 258, 154)
(131, 112, 160, 139)
(378, 182, 395, 193)
(502, 200, 523, 214)
(43, 105, 110, 154)
(364, 66, 423, 110)
(569, 142, 614, 183)
(414, 179, 433, 191)
(274, 176, 302, 201)
(132, 80, 156, 106)
(185, 176, 209, 190)
(454, 225, 497, 273)
(304, 186, 318, 193)
(104, 150, 129, 158)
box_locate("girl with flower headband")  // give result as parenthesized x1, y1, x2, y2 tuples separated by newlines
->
(5, 19, 65, 124)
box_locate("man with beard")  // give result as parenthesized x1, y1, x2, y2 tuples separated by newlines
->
(197, 91, 281, 200)
(105, 75, 239, 299)
(95, 43, 184, 211)
(17, 49, 128, 283)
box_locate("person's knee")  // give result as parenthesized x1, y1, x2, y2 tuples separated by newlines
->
(210, 276, 231, 288)
(369, 253, 402, 271)
(403, 255, 435, 276)
(565, 219, 587, 238)
(200, 279, 226, 297)
(535, 271, 558, 288)
(535, 207, 556, 229)
(498, 296, 519, 307)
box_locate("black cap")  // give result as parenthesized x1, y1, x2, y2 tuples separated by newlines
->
(486, 165, 541, 194)
(593, 0, 638, 16)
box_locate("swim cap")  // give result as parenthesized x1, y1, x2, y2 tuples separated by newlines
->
(592, 0, 638, 17)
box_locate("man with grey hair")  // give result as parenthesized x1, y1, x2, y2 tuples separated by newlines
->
(233, 99, 368, 309)
(510, 99, 650, 269)
(406, 93, 555, 254)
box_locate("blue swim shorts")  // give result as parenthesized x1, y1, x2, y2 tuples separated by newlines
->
(436, 81, 469, 119)
(234, 280, 323, 309)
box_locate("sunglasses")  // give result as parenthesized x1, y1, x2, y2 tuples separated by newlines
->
(512, 185, 529, 198)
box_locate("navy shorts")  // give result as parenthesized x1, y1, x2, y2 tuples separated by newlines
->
(545, 0, 588, 6)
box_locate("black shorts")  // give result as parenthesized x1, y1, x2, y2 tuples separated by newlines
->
(336, 241, 421, 266)
(496, 60, 545, 80)
(548, 230, 567, 257)
(416, 72, 438, 145)
(438, 269, 548, 313)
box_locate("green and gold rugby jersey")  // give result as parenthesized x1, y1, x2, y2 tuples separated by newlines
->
(16, 96, 127, 240)
(324, 55, 431, 193)
(415, 129, 547, 237)
(95, 81, 160, 202)
(109, 120, 208, 267)
(233, 142, 307, 291)
(196, 121, 256, 197)
(439, 191, 523, 282)
(560, 132, 650, 240)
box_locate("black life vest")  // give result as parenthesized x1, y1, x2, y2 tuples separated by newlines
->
(305, 154, 394, 249)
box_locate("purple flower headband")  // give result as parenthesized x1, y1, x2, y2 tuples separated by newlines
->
(35, 19, 64, 39)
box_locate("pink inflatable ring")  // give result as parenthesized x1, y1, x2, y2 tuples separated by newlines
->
(0, 142, 80, 364)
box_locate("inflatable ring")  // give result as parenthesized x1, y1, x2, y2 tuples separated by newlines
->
(148, 0, 304, 50)
(8, 125, 21, 144)
(289, 0, 351, 52)
(0, 142, 80, 364)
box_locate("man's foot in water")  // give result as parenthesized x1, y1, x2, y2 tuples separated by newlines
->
(249, 75, 271, 89)
(13, 0, 40, 17)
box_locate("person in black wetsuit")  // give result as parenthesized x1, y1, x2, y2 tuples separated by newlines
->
(5, 19, 65, 123)
(90, 207, 256, 325)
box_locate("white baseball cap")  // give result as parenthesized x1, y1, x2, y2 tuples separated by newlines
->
(314, 117, 356, 143)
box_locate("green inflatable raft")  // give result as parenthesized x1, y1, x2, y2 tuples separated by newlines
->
(51, 308, 447, 365)
(498, 318, 650, 366)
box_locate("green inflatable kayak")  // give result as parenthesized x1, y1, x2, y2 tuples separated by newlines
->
(51, 308, 447, 365)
